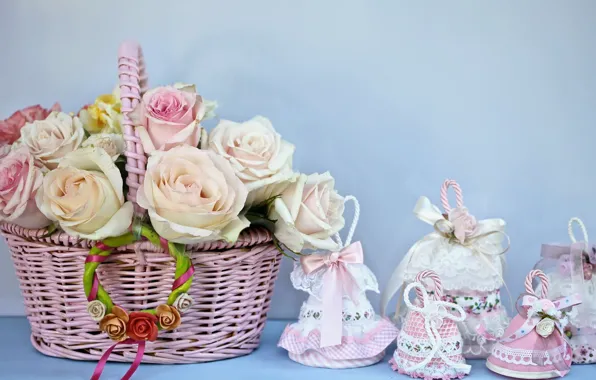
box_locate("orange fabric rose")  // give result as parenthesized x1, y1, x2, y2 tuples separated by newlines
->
(99, 306, 129, 342)
(127, 312, 158, 341)
(156, 305, 181, 331)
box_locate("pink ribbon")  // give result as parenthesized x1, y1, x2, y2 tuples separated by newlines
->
(91, 339, 145, 380)
(499, 293, 582, 372)
(300, 241, 363, 347)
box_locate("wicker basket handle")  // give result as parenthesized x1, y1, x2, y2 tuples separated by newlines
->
(118, 41, 148, 214)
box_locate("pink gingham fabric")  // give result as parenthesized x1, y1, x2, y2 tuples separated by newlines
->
(279, 317, 397, 362)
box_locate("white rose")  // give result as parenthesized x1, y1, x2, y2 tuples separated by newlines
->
(20, 112, 85, 169)
(173, 293, 194, 313)
(209, 116, 295, 205)
(0, 145, 11, 160)
(136, 145, 249, 244)
(536, 318, 555, 338)
(87, 300, 106, 322)
(269, 172, 345, 251)
(81, 133, 125, 161)
(35, 147, 133, 240)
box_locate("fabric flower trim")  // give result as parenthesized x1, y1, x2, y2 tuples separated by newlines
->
(83, 224, 194, 342)
(173, 293, 193, 313)
(444, 290, 502, 315)
(96, 304, 183, 342)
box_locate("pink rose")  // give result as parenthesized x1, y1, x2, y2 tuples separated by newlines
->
(448, 207, 478, 244)
(0, 103, 61, 146)
(0, 147, 50, 229)
(130, 83, 206, 154)
(583, 262, 593, 281)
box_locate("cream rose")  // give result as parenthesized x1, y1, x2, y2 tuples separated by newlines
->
(209, 116, 295, 205)
(536, 318, 555, 338)
(20, 112, 85, 169)
(81, 133, 125, 161)
(35, 147, 133, 240)
(0, 147, 51, 229)
(87, 300, 106, 322)
(136, 145, 249, 244)
(173, 293, 193, 313)
(269, 172, 345, 251)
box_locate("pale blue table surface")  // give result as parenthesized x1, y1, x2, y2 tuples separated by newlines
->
(1, 317, 594, 379)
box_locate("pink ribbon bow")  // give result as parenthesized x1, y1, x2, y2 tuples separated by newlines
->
(300, 241, 364, 347)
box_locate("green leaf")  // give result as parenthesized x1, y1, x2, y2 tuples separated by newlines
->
(38, 223, 59, 238)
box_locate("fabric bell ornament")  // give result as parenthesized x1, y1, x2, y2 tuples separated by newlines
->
(278, 196, 399, 368)
(390, 269, 471, 379)
(381, 179, 510, 359)
(534, 217, 596, 364)
(486, 270, 582, 378)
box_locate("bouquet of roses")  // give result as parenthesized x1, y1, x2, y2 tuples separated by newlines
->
(0, 83, 347, 254)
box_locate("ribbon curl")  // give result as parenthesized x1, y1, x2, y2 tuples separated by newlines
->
(300, 241, 363, 347)
(91, 339, 145, 380)
(402, 282, 471, 373)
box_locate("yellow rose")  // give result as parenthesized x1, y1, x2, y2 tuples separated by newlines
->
(35, 147, 133, 240)
(79, 93, 122, 134)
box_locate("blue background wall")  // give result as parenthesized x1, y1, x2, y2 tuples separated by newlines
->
(1, 1, 595, 318)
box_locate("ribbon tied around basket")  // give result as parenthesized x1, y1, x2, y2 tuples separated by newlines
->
(499, 270, 582, 374)
(402, 270, 471, 373)
(83, 221, 195, 380)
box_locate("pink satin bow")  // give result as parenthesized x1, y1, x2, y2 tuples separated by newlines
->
(300, 241, 364, 347)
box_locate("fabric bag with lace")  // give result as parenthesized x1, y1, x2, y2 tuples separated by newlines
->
(486, 270, 581, 378)
(277, 196, 398, 368)
(390, 269, 471, 379)
(534, 217, 596, 364)
(381, 179, 510, 359)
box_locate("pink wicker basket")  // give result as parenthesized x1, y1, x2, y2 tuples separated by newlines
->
(0, 41, 281, 364)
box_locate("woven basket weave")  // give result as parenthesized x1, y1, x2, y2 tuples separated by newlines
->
(0, 41, 281, 363)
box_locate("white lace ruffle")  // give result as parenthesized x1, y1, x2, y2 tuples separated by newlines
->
(289, 314, 390, 338)
(547, 273, 596, 329)
(403, 229, 506, 292)
(457, 309, 510, 358)
(290, 261, 379, 300)
(397, 331, 463, 358)
(491, 342, 570, 366)
(391, 354, 470, 379)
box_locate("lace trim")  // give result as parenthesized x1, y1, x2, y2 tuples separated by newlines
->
(491, 343, 570, 366)
(444, 290, 502, 315)
(397, 331, 463, 358)
(290, 261, 379, 299)
(300, 306, 375, 322)
(390, 356, 469, 379)
(403, 232, 506, 291)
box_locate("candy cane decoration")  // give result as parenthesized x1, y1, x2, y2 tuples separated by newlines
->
(440, 179, 464, 213)
(524, 269, 549, 298)
(415, 270, 444, 302)
(568, 217, 589, 251)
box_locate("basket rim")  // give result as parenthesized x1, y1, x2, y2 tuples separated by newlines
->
(0, 222, 273, 252)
